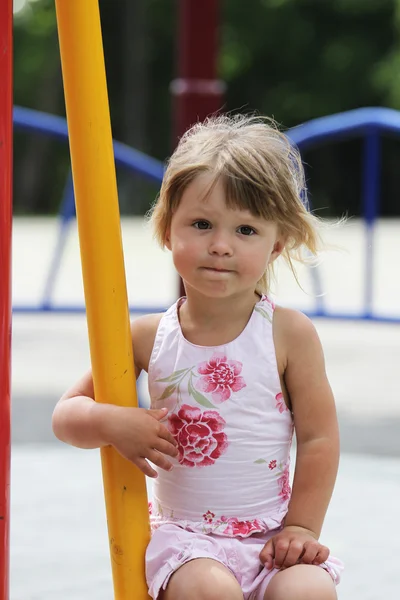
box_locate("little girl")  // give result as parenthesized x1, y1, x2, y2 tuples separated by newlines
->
(53, 114, 344, 600)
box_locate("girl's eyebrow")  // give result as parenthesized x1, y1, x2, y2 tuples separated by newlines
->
(185, 197, 263, 222)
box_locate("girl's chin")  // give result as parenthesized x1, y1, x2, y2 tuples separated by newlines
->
(184, 281, 238, 299)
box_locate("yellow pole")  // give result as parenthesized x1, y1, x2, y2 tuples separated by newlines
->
(54, 1, 150, 598)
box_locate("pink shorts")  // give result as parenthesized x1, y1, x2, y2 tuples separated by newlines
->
(145, 523, 343, 599)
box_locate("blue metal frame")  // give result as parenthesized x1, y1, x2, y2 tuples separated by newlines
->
(288, 108, 392, 321)
(12, 105, 400, 321)
(13, 105, 165, 313)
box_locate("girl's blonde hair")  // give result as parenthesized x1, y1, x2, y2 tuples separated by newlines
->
(150, 113, 322, 293)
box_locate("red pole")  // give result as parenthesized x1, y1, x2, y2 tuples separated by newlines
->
(172, 0, 225, 140)
(0, 1, 13, 598)
(172, 0, 225, 295)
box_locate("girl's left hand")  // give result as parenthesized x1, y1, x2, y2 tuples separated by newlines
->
(260, 525, 330, 571)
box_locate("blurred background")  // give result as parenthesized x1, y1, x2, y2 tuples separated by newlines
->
(9, 0, 400, 599)
(11, 0, 400, 218)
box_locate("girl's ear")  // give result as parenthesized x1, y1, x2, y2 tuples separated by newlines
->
(269, 235, 286, 264)
(164, 229, 172, 250)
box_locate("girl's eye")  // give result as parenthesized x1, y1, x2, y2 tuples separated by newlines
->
(238, 225, 256, 236)
(193, 220, 211, 230)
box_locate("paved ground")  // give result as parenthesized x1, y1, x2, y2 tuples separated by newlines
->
(9, 446, 400, 600)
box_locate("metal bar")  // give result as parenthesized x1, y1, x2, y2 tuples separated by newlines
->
(40, 174, 75, 308)
(362, 132, 380, 318)
(13, 105, 165, 183)
(0, 1, 13, 598)
(54, 1, 150, 597)
(172, 0, 225, 141)
(301, 184, 326, 316)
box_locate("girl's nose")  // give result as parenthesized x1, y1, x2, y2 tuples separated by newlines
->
(208, 233, 233, 256)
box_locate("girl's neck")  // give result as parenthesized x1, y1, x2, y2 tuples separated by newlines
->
(178, 288, 261, 346)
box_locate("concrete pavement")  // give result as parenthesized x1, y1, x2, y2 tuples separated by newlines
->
(10, 445, 400, 600)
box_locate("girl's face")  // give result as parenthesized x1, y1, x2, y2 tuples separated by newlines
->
(165, 173, 285, 299)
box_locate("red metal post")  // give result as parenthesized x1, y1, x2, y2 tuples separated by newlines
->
(172, 0, 225, 295)
(0, 1, 13, 599)
(172, 0, 225, 140)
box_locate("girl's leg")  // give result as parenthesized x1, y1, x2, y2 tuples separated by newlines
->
(263, 564, 337, 600)
(160, 557, 244, 600)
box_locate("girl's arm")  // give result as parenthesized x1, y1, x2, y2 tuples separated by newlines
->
(52, 368, 112, 449)
(280, 309, 340, 537)
(260, 308, 338, 571)
(52, 314, 178, 477)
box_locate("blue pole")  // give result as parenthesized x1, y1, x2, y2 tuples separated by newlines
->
(362, 131, 380, 318)
(301, 182, 325, 316)
(40, 172, 75, 309)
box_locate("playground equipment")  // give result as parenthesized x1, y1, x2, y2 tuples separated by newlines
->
(53, 0, 150, 598)
(288, 106, 397, 320)
(0, 1, 12, 599)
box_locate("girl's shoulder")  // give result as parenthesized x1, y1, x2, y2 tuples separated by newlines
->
(273, 305, 322, 374)
(130, 312, 164, 373)
(273, 304, 317, 337)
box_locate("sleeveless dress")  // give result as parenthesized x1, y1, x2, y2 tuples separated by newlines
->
(148, 295, 294, 535)
(145, 295, 343, 599)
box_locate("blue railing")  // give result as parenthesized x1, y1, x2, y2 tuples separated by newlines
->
(287, 107, 399, 322)
(12, 105, 400, 322)
(13, 105, 165, 314)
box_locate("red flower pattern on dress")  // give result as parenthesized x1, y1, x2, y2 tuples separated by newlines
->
(196, 352, 246, 403)
(268, 460, 277, 470)
(203, 510, 215, 523)
(220, 516, 264, 537)
(168, 404, 229, 467)
(278, 464, 291, 501)
(275, 392, 288, 413)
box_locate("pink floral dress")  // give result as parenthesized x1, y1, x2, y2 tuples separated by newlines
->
(147, 295, 295, 538)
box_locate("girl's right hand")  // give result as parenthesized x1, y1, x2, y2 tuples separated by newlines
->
(103, 406, 179, 478)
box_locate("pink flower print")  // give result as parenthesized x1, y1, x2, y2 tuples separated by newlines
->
(268, 460, 277, 470)
(148, 501, 153, 515)
(220, 516, 263, 537)
(275, 392, 288, 413)
(168, 404, 228, 467)
(196, 352, 246, 403)
(278, 464, 291, 502)
(203, 510, 215, 523)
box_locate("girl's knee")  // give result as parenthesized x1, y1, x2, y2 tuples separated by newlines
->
(264, 564, 337, 600)
(161, 558, 243, 600)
